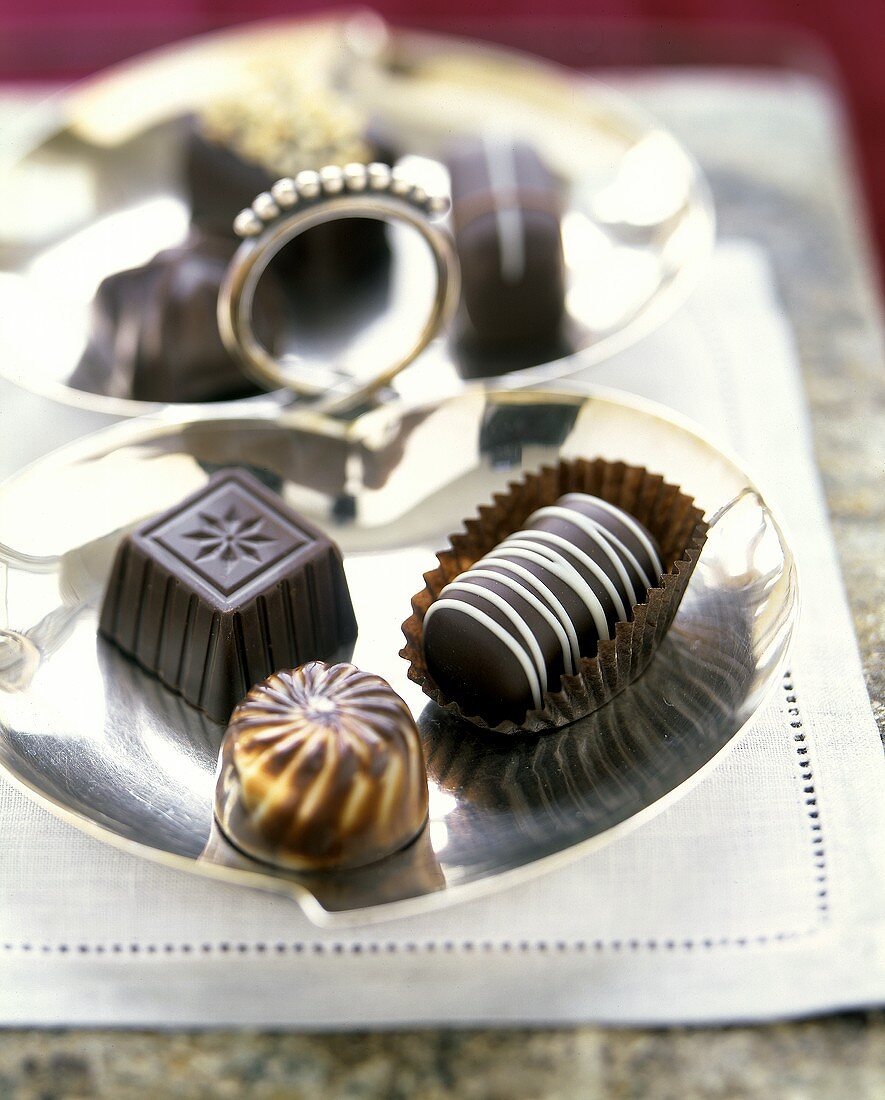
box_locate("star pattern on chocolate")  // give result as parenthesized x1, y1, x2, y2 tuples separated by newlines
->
(184, 508, 273, 572)
(148, 480, 309, 599)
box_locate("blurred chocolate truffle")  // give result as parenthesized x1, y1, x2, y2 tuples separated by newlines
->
(422, 491, 663, 725)
(100, 469, 357, 722)
(185, 66, 390, 282)
(448, 137, 566, 350)
(215, 661, 429, 871)
(70, 233, 283, 403)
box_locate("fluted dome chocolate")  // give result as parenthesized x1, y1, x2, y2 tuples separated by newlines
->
(422, 492, 663, 725)
(215, 662, 428, 871)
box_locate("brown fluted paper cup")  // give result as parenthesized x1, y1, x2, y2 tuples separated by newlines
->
(400, 458, 708, 736)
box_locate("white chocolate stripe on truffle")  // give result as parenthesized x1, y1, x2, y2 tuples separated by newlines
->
(527, 505, 641, 603)
(461, 566, 575, 675)
(430, 580, 548, 694)
(479, 555, 580, 673)
(483, 550, 584, 665)
(498, 540, 612, 642)
(574, 496, 664, 579)
(423, 596, 544, 709)
(504, 529, 629, 623)
(594, 525, 655, 590)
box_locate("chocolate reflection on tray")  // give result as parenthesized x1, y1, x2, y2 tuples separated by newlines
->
(479, 400, 581, 468)
(421, 580, 755, 848)
(97, 638, 225, 760)
(0, 636, 220, 856)
(201, 813, 446, 911)
(456, 331, 575, 382)
(86, 640, 221, 852)
(119, 408, 432, 501)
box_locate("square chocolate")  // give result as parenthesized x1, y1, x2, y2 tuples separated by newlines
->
(99, 469, 357, 722)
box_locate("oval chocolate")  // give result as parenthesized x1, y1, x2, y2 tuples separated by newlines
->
(422, 492, 663, 725)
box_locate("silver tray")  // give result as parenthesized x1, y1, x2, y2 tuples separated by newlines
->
(0, 385, 797, 926)
(0, 16, 714, 418)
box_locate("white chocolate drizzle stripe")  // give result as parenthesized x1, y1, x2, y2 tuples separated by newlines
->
(571, 495, 664, 578)
(505, 529, 628, 623)
(483, 551, 584, 664)
(461, 566, 574, 675)
(433, 580, 548, 695)
(527, 505, 640, 604)
(499, 540, 611, 641)
(479, 555, 580, 673)
(594, 526, 655, 590)
(423, 597, 543, 709)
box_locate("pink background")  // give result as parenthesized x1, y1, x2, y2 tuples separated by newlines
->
(1, 1, 883, 271)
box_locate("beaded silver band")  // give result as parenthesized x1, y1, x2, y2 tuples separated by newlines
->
(217, 162, 459, 415)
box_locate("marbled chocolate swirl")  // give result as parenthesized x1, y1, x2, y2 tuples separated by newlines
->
(215, 662, 428, 871)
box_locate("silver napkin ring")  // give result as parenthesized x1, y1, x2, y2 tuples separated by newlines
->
(217, 162, 459, 416)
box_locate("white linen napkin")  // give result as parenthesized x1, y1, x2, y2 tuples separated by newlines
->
(0, 241, 883, 1027)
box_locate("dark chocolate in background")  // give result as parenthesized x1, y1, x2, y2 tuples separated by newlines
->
(70, 232, 282, 403)
(448, 138, 567, 354)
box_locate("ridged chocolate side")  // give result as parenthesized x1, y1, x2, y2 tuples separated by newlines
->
(99, 470, 357, 723)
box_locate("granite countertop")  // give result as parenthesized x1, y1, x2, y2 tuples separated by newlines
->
(0, 69, 883, 1098)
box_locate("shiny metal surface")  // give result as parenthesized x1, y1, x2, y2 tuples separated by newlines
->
(218, 170, 459, 413)
(0, 17, 714, 418)
(0, 386, 796, 926)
